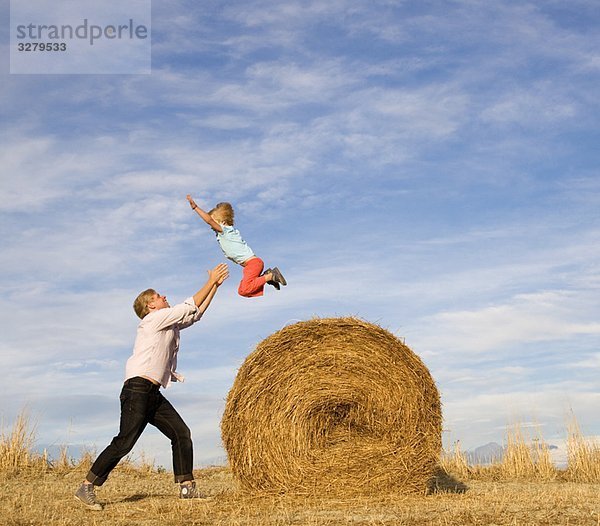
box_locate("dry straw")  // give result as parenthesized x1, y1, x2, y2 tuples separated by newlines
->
(221, 317, 442, 495)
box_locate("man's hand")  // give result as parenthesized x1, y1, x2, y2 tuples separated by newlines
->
(208, 263, 229, 286)
(193, 263, 229, 311)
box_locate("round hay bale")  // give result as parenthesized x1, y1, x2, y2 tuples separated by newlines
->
(221, 317, 442, 494)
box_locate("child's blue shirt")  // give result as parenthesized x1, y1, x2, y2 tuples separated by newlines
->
(216, 224, 255, 265)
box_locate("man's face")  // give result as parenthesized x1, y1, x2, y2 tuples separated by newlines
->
(148, 292, 169, 311)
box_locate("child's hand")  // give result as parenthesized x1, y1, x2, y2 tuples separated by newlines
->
(186, 194, 197, 209)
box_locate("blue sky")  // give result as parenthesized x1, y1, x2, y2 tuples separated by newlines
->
(1, 0, 599, 469)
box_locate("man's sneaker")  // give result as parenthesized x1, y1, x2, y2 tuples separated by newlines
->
(74, 482, 103, 511)
(271, 267, 287, 286)
(179, 481, 207, 499)
(262, 268, 280, 290)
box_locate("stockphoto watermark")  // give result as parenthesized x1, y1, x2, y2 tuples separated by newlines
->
(10, 0, 151, 74)
(16, 19, 149, 47)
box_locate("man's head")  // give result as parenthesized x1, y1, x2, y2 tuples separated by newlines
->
(133, 289, 169, 319)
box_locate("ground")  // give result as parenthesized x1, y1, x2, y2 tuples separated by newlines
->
(1, 466, 599, 525)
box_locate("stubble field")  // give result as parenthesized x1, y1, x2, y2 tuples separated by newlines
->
(1, 464, 599, 526)
(2, 414, 599, 525)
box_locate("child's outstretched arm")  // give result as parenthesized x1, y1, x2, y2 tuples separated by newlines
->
(186, 194, 223, 232)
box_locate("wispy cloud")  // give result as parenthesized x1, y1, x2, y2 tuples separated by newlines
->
(417, 291, 600, 354)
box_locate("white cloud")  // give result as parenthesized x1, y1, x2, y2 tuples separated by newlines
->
(415, 290, 600, 354)
(569, 353, 600, 370)
(221, 0, 356, 29)
(481, 84, 578, 127)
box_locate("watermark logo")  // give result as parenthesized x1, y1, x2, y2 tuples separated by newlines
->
(10, 0, 151, 74)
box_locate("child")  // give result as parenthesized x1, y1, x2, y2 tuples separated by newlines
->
(186, 195, 286, 298)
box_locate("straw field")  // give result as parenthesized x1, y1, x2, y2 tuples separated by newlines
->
(1, 412, 600, 525)
(221, 317, 442, 495)
(1, 439, 599, 526)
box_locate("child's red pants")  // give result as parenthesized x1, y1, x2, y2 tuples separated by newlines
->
(238, 257, 266, 297)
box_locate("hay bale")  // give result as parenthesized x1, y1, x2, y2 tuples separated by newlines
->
(221, 317, 442, 494)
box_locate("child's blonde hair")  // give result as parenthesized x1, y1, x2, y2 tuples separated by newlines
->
(209, 202, 235, 226)
(133, 288, 158, 319)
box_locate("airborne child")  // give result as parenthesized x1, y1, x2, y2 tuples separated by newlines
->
(186, 195, 286, 298)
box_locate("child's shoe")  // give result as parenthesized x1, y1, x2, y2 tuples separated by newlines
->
(263, 268, 280, 290)
(270, 267, 287, 286)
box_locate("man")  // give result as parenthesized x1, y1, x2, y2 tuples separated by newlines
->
(75, 263, 229, 510)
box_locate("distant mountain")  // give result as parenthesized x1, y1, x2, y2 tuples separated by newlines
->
(466, 441, 559, 465)
(467, 442, 504, 464)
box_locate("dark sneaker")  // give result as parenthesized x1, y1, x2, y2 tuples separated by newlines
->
(262, 268, 280, 290)
(271, 267, 287, 286)
(179, 481, 207, 499)
(74, 482, 103, 511)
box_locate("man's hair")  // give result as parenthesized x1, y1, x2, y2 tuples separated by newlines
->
(133, 288, 158, 319)
(209, 202, 235, 226)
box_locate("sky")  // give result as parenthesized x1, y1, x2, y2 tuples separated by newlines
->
(1, 0, 599, 470)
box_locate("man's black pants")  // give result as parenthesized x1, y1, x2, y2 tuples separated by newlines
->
(86, 376, 193, 485)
